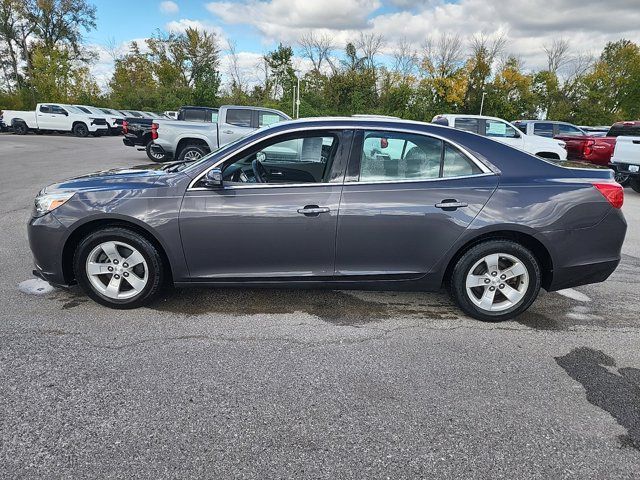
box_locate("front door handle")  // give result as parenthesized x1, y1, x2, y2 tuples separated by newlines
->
(435, 200, 468, 211)
(297, 205, 330, 216)
(223, 129, 234, 134)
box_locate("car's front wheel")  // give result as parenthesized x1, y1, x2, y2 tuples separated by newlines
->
(449, 240, 541, 322)
(614, 170, 630, 187)
(73, 122, 89, 137)
(73, 227, 164, 309)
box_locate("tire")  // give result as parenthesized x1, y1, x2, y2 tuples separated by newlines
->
(73, 227, 164, 309)
(91, 130, 103, 137)
(630, 178, 640, 194)
(449, 240, 541, 322)
(177, 144, 208, 162)
(13, 122, 27, 135)
(614, 170, 630, 187)
(73, 122, 89, 137)
(146, 141, 170, 162)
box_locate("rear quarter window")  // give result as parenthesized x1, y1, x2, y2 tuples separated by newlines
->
(454, 118, 480, 134)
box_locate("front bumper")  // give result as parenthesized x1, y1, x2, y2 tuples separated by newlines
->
(28, 212, 70, 286)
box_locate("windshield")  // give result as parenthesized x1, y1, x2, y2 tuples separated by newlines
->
(181, 127, 274, 173)
(65, 105, 85, 114)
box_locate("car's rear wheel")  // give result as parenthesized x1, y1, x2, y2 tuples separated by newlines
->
(73, 122, 89, 137)
(73, 228, 164, 309)
(630, 178, 640, 193)
(614, 170, 630, 186)
(146, 141, 170, 162)
(449, 240, 541, 322)
(13, 122, 28, 135)
(177, 144, 208, 162)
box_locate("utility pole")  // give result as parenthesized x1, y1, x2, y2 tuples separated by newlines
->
(292, 83, 296, 118)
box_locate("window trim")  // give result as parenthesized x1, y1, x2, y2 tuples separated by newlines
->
(187, 125, 495, 191)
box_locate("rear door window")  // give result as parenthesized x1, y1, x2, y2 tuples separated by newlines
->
(225, 109, 253, 127)
(454, 118, 480, 134)
(533, 122, 554, 137)
(442, 144, 483, 177)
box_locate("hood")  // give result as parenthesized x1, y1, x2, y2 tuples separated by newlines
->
(43, 163, 178, 194)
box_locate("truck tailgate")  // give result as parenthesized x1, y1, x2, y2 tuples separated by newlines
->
(611, 136, 640, 169)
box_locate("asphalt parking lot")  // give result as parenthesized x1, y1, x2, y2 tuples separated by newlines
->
(1, 133, 640, 478)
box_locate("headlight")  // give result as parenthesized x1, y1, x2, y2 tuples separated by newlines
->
(34, 191, 74, 217)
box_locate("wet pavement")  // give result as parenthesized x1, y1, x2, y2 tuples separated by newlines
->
(1, 134, 640, 478)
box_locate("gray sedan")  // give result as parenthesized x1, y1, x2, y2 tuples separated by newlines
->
(28, 117, 626, 321)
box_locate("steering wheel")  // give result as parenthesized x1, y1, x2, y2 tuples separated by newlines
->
(252, 159, 269, 183)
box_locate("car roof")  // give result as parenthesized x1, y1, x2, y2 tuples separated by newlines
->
(436, 114, 510, 122)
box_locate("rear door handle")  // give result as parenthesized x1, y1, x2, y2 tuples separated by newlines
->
(223, 130, 234, 134)
(435, 200, 468, 210)
(297, 205, 330, 216)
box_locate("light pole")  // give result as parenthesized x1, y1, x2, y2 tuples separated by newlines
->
(479, 90, 487, 116)
(295, 73, 301, 119)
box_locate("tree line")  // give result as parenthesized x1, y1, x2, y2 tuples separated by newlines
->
(1, 0, 639, 126)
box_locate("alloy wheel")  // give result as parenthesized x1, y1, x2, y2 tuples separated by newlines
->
(85, 241, 148, 299)
(465, 253, 529, 312)
(183, 149, 202, 161)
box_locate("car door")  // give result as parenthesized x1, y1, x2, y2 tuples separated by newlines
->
(218, 108, 255, 146)
(36, 104, 68, 130)
(179, 129, 353, 279)
(484, 119, 524, 149)
(335, 129, 498, 278)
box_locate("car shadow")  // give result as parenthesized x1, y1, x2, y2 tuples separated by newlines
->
(555, 347, 640, 451)
(150, 287, 460, 326)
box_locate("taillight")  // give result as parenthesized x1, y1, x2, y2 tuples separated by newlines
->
(122, 120, 128, 134)
(593, 182, 623, 209)
(151, 122, 158, 140)
(582, 139, 595, 157)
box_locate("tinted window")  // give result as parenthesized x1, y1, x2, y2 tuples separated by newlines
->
(50, 105, 67, 115)
(533, 122, 554, 137)
(512, 122, 527, 133)
(182, 109, 207, 122)
(557, 124, 584, 136)
(360, 131, 442, 182)
(443, 144, 482, 177)
(607, 124, 640, 137)
(259, 111, 284, 127)
(226, 109, 253, 127)
(39, 105, 51, 113)
(76, 106, 91, 114)
(486, 120, 519, 138)
(454, 118, 480, 133)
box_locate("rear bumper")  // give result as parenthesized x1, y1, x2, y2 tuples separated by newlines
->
(610, 162, 640, 177)
(544, 208, 627, 291)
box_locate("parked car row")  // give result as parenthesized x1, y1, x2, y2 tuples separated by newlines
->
(1, 103, 171, 137)
(431, 114, 640, 193)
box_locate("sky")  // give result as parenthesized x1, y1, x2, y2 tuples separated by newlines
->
(87, 0, 640, 90)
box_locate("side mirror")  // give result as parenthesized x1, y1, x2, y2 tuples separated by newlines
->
(202, 168, 223, 188)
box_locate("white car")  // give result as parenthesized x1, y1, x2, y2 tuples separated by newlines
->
(3, 103, 109, 137)
(75, 105, 125, 134)
(609, 121, 640, 193)
(432, 114, 567, 160)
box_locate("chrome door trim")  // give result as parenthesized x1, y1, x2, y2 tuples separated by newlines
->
(187, 124, 496, 191)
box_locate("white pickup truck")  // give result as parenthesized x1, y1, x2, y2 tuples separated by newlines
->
(150, 105, 290, 162)
(609, 121, 640, 193)
(3, 103, 109, 137)
(432, 114, 568, 160)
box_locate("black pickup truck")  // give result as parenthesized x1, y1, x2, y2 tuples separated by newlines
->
(122, 106, 218, 162)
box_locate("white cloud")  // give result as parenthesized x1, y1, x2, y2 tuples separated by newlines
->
(159, 1, 179, 15)
(165, 18, 225, 38)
